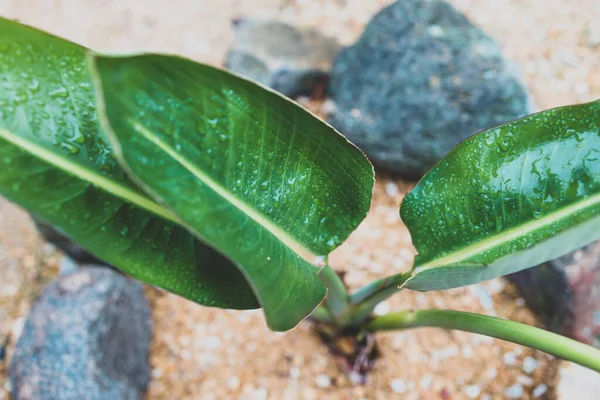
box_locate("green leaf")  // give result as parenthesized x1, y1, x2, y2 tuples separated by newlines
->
(401, 100, 600, 291)
(90, 54, 374, 331)
(0, 18, 258, 309)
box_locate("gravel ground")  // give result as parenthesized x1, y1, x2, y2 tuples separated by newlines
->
(0, 0, 599, 399)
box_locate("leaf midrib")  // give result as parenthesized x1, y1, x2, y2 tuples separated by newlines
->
(417, 191, 600, 269)
(128, 120, 317, 262)
(0, 127, 177, 223)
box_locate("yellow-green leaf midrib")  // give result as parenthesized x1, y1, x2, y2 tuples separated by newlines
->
(0, 127, 176, 223)
(129, 119, 317, 262)
(418, 191, 600, 269)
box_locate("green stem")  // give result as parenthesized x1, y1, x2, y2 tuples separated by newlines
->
(348, 272, 410, 324)
(310, 305, 336, 324)
(318, 266, 352, 325)
(367, 309, 600, 373)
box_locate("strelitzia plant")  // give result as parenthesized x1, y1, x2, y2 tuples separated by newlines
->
(1, 18, 599, 382)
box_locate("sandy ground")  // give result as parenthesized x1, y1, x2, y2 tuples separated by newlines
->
(0, 0, 599, 399)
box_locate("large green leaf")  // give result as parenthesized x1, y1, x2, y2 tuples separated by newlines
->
(401, 100, 600, 290)
(90, 54, 374, 331)
(0, 18, 258, 309)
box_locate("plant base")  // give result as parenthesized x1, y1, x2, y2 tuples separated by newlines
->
(311, 319, 379, 384)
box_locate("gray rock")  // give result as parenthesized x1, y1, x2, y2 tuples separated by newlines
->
(506, 259, 573, 335)
(9, 267, 152, 400)
(328, 0, 532, 179)
(508, 241, 600, 347)
(226, 19, 341, 98)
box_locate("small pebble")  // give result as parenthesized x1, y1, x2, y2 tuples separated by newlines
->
(179, 335, 191, 347)
(471, 334, 494, 346)
(151, 368, 163, 379)
(385, 182, 399, 197)
(1, 284, 17, 296)
(397, 248, 414, 261)
(315, 374, 331, 388)
(505, 384, 524, 398)
(302, 388, 317, 399)
(515, 298, 526, 307)
(348, 371, 363, 385)
(514, 347, 523, 356)
(517, 375, 534, 386)
(42, 243, 57, 255)
(320, 99, 337, 115)
(369, 262, 385, 274)
(461, 345, 474, 358)
(289, 367, 300, 380)
(419, 374, 432, 390)
(504, 352, 519, 366)
(465, 385, 481, 399)
(194, 323, 207, 334)
(487, 279, 505, 294)
(202, 336, 222, 350)
(312, 256, 326, 267)
(236, 313, 251, 323)
(392, 258, 405, 269)
(574, 81, 590, 95)
(246, 342, 258, 352)
(391, 379, 407, 394)
(440, 345, 459, 358)
(468, 285, 495, 313)
(585, 24, 600, 48)
(251, 387, 268, 400)
(296, 96, 311, 106)
(373, 301, 391, 316)
(486, 368, 498, 379)
(525, 61, 536, 75)
(533, 384, 548, 398)
(227, 376, 240, 390)
(523, 356, 539, 374)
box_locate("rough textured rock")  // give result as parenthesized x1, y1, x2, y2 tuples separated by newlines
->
(507, 262, 573, 335)
(328, 0, 532, 179)
(508, 242, 600, 347)
(226, 19, 340, 98)
(9, 267, 152, 400)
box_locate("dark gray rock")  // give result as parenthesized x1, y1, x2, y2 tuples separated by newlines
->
(226, 19, 341, 98)
(507, 261, 573, 335)
(508, 242, 600, 347)
(9, 267, 152, 400)
(328, 0, 532, 179)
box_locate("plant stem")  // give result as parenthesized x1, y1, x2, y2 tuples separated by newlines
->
(367, 309, 600, 373)
(348, 273, 410, 325)
(318, 266, 352, 326)
(310, 305, 336, 324)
